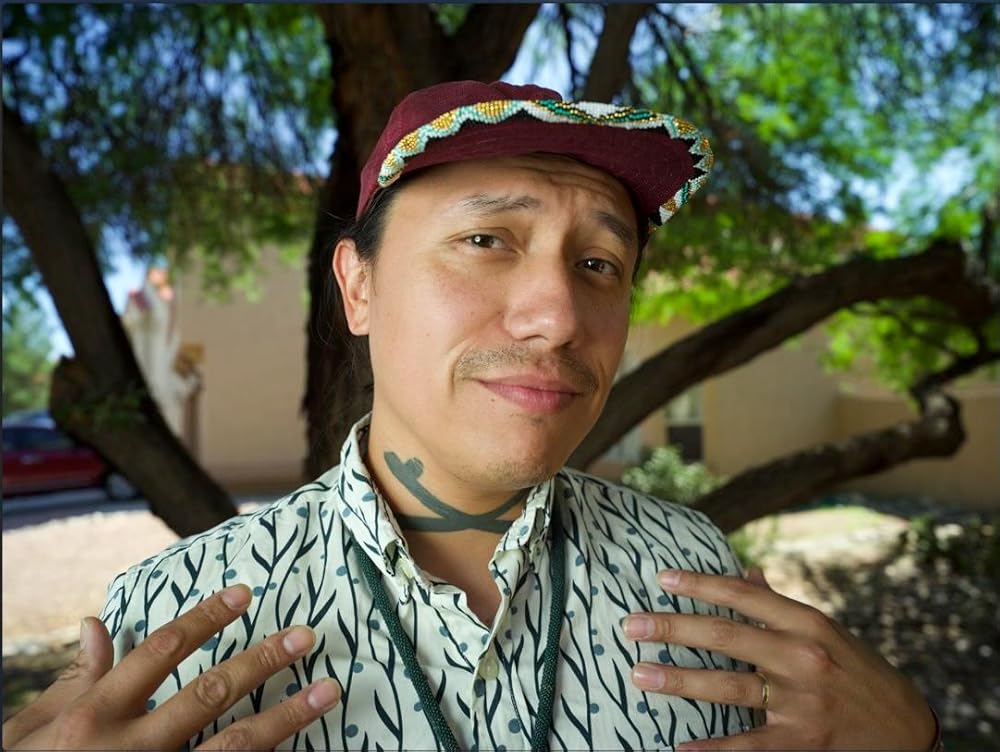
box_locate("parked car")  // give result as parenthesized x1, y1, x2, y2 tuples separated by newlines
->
(2, 414, 136, 499)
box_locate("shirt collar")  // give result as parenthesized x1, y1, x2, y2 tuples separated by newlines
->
(335, 413, 555, 583)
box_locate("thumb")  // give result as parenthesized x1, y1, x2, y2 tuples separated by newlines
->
(75, 616, 115, 680)
(1, 618, 114, 747)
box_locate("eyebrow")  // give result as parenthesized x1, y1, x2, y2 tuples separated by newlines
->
(453, 193, 638, 251)
(455, 194, 543, 215)
(593, 209, 638, 252)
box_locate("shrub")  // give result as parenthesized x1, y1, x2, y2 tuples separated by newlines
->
(622, 446, 722, 504)
(901, 513, 1000, 580)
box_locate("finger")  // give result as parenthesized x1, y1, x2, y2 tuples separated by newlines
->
(677, 726, 774, 751)
(141, 625, 318, 749)
(622, 612, 788, 668)
(745, 567, 770, 590)
(1, 617, 113, 748)
(193, 678, 340, 752)
(657, 569, 813, 631)
(631, 663, 773, 709)
(94, 584, 252, 715)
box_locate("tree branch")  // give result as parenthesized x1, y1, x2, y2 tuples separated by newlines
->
(646, 13, 708, 114)
(558, 4, 583, 98)
(692, 390, 966, 533)
(569, 240, 999, 468)
(3, 102, 237, 535)
(861, 302, 966, 360)
(3, 104, 132, 386)
(911, 347, 1000, 407)
(582, 4, 651, 102)
(449, 5, 540, 82)
(979, 192, 998, 273)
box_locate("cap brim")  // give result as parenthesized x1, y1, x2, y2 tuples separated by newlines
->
(372, 100, 713, 231)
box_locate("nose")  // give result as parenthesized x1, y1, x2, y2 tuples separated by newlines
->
(502, 257, 583, 348)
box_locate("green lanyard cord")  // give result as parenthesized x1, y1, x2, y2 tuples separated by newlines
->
(353, 519, 566, 751)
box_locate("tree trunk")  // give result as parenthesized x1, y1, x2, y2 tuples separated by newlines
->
(582, 5, 652, 101)
(3, 104, 237, 537)
(303, 5, 538, 477)
(296, 5, 999, 529)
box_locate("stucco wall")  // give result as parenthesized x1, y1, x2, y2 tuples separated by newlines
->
(175, 256, 998, 509)
(177, 249, 308, 491)
(701, 328, 839, 478)
(835, 386, 1000, 509)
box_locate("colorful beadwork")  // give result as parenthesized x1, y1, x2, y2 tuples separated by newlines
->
(377, 99, 713, 228)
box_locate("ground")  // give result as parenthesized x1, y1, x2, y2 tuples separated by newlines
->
(2, 496, 997, 749)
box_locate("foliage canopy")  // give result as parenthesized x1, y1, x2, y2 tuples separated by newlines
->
(624, 4, 998, 391)
(2, 3, 331, 300)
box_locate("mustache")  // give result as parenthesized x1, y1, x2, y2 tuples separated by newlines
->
(455, 345, 599, 393)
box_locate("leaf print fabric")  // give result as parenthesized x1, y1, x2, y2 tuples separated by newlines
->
(100, 414, 755, 750)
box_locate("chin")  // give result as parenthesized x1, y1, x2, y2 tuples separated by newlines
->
(486, 455, 562, 489)
(456, 434, 575, 491)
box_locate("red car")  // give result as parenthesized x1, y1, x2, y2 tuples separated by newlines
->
(2, 418, 136, 499)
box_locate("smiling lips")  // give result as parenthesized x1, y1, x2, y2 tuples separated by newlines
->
(477, 375, 583, 414)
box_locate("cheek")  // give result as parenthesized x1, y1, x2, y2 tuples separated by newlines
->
(585, 299, 630, 375)
(372, 267, 500, 358)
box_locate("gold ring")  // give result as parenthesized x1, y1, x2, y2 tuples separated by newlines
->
(755, 671, 771, 709)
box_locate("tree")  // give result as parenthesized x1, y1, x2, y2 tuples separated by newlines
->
(2, 294, 54, 416)
(1, 4, 328, 534)
(3, 4, 997, 538)
(578, 4, 1000, 529)
(304, 4, 998, 531)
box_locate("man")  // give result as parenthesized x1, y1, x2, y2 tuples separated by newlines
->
(3, 81, 939, 751)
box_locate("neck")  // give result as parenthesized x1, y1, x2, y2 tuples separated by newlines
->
(371, 450, 529, 534)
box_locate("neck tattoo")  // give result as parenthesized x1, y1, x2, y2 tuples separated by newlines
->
(385, 451, 529, 533)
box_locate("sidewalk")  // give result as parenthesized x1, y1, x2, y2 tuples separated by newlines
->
(1, 500, 270, 656)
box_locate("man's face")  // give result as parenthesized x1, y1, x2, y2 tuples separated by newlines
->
(338, 154, 637, 500)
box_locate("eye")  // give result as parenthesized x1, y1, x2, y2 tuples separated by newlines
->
(464, 233, 504, 249)
(578, 257, 622, 278)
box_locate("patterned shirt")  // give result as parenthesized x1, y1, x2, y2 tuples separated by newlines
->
(101, 415, 754, 750)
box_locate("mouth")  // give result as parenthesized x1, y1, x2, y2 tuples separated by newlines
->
(476, 376, 582, 415)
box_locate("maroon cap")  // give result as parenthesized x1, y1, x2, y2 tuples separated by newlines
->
(356, 80, 713, 241)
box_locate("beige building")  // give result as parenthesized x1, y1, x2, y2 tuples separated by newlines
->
(142, 247, 998, 510)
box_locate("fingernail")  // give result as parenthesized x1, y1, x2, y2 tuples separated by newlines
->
(307, 679, 341, 711)
(632, 662, 665, 690)
(283, 626, 316, 656)
(79, 619, 90, 653)
(659, 569, 681, 588)
(221, 585, 251, 610)
(623, 615, 654, 639)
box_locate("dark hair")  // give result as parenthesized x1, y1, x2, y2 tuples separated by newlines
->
(338, 183, 405, 266)
(318, 182, 405, 433)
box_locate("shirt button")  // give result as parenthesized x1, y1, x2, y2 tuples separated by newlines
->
(480, 656, 499, 680)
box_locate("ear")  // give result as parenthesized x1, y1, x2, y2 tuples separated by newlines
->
(332, 238, 371, 335)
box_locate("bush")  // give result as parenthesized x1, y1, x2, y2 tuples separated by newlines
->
(621, 446, 722, 504)
(901, 513, 1000, 580)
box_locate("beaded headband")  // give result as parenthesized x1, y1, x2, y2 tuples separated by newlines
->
(357, 81, 713, 240)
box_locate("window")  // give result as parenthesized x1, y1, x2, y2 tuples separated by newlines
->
(2, 428, 18, 452)
(21, 427, 75, 451)
(665, 386, 704, 462)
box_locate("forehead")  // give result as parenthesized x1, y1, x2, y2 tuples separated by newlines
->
(396, 153, 636, 219)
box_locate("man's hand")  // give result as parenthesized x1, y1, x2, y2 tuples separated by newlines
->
(622, 568, 938, 751)
(2, 585, 341, 750)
